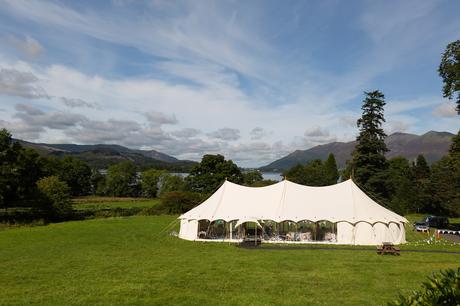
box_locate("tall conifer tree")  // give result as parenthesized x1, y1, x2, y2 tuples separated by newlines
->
(351, 90, 388, 198)
(413, 155, 430, 182)
(324, 153, 339, 184)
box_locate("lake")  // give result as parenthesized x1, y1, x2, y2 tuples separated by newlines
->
(172, 172, 283, 182)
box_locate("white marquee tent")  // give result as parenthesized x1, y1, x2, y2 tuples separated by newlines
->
(179, 179, 407, 245)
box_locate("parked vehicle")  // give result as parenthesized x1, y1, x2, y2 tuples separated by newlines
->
(414, 216, 449, 229)
(414, 222, 429, 232)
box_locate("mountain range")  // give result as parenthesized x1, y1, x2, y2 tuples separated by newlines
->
(14, 130, 455, 172)
(260, 131, 455, 171)
(15, 139, 196, 171)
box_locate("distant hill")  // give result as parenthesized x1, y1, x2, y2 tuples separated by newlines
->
(15, 139, 196, 171)
(260, 131, 455, 171)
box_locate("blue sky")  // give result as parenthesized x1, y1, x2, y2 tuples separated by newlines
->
(0, 0, 458, 167)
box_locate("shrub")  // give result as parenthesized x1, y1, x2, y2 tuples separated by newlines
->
(160, 191, 202, 214)
(140, 169, 165, 198)
(389, 268, 460, 305)
(159, 174, 187, 196)
(37, 176, 73, 219)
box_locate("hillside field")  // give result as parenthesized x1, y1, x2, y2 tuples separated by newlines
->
(1, 215, 459, 305)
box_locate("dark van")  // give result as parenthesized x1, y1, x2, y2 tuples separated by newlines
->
(415, 216, 449, 228)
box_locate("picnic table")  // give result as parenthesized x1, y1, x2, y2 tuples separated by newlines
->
(377, 242, 400, 255)
(240, 236, 262, 247)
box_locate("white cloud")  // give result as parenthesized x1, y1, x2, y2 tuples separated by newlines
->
(433, 103, 457, 118)
(0, 118, 43, 139)
(385, 120, 410, 134)
(303, 126, 337, 145)
(14, 103, 86, 130)
(59, 97, 97, 109)
(250, 127, 271, 140)
(0, 68, 48, 99)
(145, 111, 178, 126)
(304, 126, 330, 137)
(208, 128, 240, 141)
(7, 35, 44, 58)
(1, 0, 274, 83)
(171, 128, 201, 139)
(0, 1, 459, 167)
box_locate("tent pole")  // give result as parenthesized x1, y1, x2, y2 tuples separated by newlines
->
(229, 222, 232, 240)
(255, 221, 257, 246)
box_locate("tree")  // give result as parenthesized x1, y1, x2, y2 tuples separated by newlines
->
(105, 161, 139, 197)
(58, 157, 92, 196)
(36, 176, 72, 219)
(412, 155, 430, 182)
(412, 155, 431, 213)
(248, 179, 278, 187)
(385, 157, 418, 214)
(0, 129, 21, 208)
(186, 154, 243, 194)
(429, 132, 460, 216)
(242, 170, 263, 186)
(283, 159, 333, 186)
(438, 40, 460, 114)
(0, 129, 45, 209)
(303, 159, 328, 186)
(90, 169, 106, 195)
(351, 90, 389, 199)
(449, 130, 460, 159)
(283, 164, 307, 184)
(324, 153, 339, 184)
(160, 191, 202, 214)
(429, 156, 460, 216)
(14, 148, 44, 200)
(140, 169, 165, 198)
(159, 174, 187, 196)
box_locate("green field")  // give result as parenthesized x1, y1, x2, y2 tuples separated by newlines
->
(1, 215, 459, 305)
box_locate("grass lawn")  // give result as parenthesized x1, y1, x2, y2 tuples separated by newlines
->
(1, 216, 459, 305)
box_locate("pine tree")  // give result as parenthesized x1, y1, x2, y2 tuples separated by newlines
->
(412, 154, 431, 213)
(351, 90, 389, 199)
(413, 154, 430, 182)
(324, 153, 339, 184)
(386, 157, 417, 214)
(429, 133, 460, 216)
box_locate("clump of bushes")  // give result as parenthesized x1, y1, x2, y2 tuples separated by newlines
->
(389, 268, 460, 305)
(36, 176, 73, 220)
(159, 191, 202, 214)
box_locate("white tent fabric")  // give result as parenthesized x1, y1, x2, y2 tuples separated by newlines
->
(179, 179, 408, 245)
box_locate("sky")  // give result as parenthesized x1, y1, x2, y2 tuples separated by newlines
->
(0, 0, 459, 167)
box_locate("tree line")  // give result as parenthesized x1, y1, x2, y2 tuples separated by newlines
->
(0, 131, 272, 221)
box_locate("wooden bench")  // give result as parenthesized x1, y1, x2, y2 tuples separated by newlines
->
(377, 242, 400, 255)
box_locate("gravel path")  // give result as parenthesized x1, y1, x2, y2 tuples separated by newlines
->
(441, 233, 460, 243)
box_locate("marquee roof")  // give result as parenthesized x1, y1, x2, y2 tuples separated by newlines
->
(179, 179, 408, 224)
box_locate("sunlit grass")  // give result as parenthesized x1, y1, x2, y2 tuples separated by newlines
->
(1, 215, 459, 305)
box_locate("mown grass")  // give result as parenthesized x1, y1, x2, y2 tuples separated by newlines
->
(1, 215, 459, 305)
